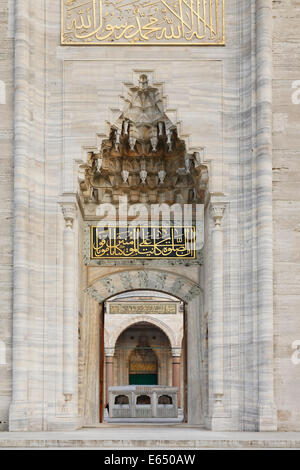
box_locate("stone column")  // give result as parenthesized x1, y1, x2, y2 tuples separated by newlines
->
(172, 356, 181, 408)
(256, 0, 277, 431)
(152, 391, 157, 418)
(210, 201, 226, 429)
(187, 295, 203, 426)
(105, 354, 114, 406)
(62, 202, 77, 402)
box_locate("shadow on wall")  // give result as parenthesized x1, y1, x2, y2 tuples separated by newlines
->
(0, 340, 6, 365)
(0, 81, 6, 105)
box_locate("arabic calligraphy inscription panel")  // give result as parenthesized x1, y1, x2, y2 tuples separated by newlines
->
(61, 0, 225, 45)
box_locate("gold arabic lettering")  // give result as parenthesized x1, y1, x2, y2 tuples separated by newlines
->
(109, 302, 177, 314)
(91, 226, 196, 259)
(61, 0, 225, 45)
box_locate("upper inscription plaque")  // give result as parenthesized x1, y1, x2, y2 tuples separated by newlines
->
(61, 0, 225, 45)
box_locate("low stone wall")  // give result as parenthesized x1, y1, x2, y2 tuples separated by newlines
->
(109, 386, 178, 419)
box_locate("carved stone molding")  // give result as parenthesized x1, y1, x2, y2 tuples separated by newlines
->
(85, 269, 202, 305)
(84, 286, 104, 305)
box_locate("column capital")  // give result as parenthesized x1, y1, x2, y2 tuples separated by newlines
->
(172, 348, 182, 358)
(105, 348, 115, 357)
(61, 202, 77, 229)
(210, 202, 226, 227)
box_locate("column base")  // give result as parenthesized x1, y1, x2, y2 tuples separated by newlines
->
(210, 409, 231, 431)
(9, 402, 29, 431)
(210, 416, 232, 431)
(258, 402, 277, 431)
(9, 401, 81, 431)
(209, 395, 231, 431)
(9, 401, 44, 431)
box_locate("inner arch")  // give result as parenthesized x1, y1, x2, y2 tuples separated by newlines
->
(115, 321, 172, 387)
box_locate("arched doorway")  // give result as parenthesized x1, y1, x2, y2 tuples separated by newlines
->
(80, 274, 204, 426)
(100, 290, 186, 422)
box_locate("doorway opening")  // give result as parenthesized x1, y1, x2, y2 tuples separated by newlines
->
(100, 289, 187, 422)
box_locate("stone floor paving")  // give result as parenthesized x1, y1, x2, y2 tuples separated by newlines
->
(1, 426, 300, 448)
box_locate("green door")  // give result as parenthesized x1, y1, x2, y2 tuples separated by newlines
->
(129, 374, 158, 385)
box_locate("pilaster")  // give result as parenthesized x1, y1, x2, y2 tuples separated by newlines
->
(9, 0, 31, 432)
(60, 197, 79, 407)
(208, 197, 229, 431)
(256, 0, 277, 431)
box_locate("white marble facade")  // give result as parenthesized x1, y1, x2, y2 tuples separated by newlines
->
(1, 0, 300, 433)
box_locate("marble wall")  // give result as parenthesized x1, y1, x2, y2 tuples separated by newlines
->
(0, 0, 13, 431)
(0, 0, 299, 433)
(272, 0, 300, 431)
